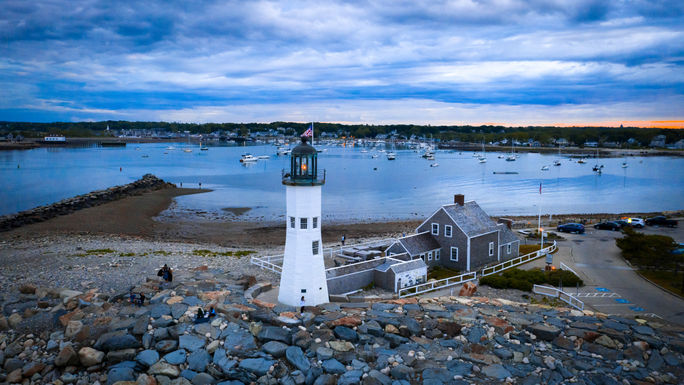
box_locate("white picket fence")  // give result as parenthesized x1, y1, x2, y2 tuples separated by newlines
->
(398, 271, 477, 298)
(533, 284, 585, 311)
(480, 241, 557, 277)
(250, 255, 283, 273)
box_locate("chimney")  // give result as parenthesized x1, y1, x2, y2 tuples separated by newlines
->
(498, 218, 513, 229)
(454, 194, 464, 206)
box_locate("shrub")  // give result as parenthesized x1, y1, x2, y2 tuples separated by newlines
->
(546, 269, 583, 287)
(479, 268, 583, 292)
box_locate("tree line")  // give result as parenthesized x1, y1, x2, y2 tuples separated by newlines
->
(1, 120, 682, 146)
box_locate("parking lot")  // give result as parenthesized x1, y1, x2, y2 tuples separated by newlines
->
(523, 220, 684, 324)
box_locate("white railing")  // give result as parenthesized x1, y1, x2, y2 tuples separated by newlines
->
(398, 271, 477, 298)
(250, 255, 283, 273)
(250, 237, 397, 274)
(559, 262, 579, 278)
(533, 284, 584, 311)
(481, 241, 557, 277)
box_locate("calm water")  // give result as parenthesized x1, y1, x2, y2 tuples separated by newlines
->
(1, 143, 683, 223)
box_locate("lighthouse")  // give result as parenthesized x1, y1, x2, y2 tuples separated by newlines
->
(278, 136, 329, 306)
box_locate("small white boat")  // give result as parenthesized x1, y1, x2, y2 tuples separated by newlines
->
(183, 149, 192, 153)
(479, 157, 487, 163)
(430, 163, 439, 167)
(472, 152, 480, 158)
(505, 155, 516, 161)
(240, 154, 258, 163)
(498, 155, 504, 159)
(387, 152, 396, 160)
(577, 158, 586, 164)
(166, 146, 176, 150)
(276, 147, 290, 156)
(360, 150, 368, 153)
(379, 149, 386, 153)
(371, 154, 379, 158)
(257, 155, 270, 159)
(426, 155, 435, 160)
(553, 160, 561, 166)
(621, 162, 628, 168)
(541, 165, 549, 171)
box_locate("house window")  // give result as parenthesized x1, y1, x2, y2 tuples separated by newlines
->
(450, 247, 458, 261)
(312, 240, 320, 255)
(444, 225, 452, 237)
(507, 243, 511, 254)
(289, 217, 295, 228)
(428, 251, 432, 261)
(300, 217, 308, 229)
(313, 217, 318, 229)
(435, 249, 440, 260)
(431, 223, 439, 235)
(489, 242, 494, 256)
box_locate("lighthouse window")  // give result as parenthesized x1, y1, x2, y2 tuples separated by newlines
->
(300, 217, 308, 229)
(289, 217, 295, 228)
(312, 240, 320, 255)
(312, 217, 318, 229)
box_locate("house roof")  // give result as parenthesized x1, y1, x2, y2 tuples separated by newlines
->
(442, 202, 501, 237)
(389, 259, 427, 274)
(498, 223, 519, 244)
(374, 261, 395, 273)
(398, 232, 441, 256)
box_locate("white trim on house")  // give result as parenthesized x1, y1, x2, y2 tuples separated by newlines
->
(386, 241, 408, 256)
(466, 238, 471, 271)
(450, 247, 458, 261)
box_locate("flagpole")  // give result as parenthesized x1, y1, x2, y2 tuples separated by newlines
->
(312, 122, 315, 145)
(539, 182, 543, 251)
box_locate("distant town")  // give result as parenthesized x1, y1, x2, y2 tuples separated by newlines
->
(1, 121, 683, 150)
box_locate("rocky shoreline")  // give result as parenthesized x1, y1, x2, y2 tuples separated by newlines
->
(1, 254, 683, 385)
(0, 175, 177, 232)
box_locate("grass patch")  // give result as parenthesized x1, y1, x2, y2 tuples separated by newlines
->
(362, 282, 375, 290)
(85, 248, 116, 255)
(519, 243, 558, 255)
(639, 270, 684, 296)
(119, 252, 135, 257)
(530, 296, 565, 307)
(152, 250, 171, 256)
(428, 266, 461, 280)
(192, 249, 256, 258)
(480, 268, 583, 292)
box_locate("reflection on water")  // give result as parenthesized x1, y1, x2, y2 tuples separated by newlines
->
(1, 143, 683, 222)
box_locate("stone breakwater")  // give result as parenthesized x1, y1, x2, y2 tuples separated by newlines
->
(1, 268, 683, 385)
(0, 174, 176, 232)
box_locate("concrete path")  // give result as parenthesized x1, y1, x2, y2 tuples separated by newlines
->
(524, 224, 684, 325)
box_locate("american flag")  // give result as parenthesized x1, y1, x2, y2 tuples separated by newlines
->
(302, 124, 313, 137)
(539, 182, 542, 194)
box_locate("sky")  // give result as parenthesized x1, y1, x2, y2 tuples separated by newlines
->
(1, 0, 683, 126)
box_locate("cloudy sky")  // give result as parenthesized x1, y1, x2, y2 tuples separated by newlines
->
(1, 0, 683, 126)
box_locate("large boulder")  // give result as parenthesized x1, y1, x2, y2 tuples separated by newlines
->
(187, 349, 210, 372)
(286, 346, 310, 373)
(148, 361, 180, 378)
(238, 358, 275, 376)
(459, 281, 477, 296)
(55, 345, 79, 367)
(179, 335, 206, 352)
(136, 349, 160, 368)
(526, 324, 561, 341)
(262, 341, 289, 358)
(164, 349, 187, 365)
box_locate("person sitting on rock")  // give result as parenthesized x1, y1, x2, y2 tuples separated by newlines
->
(208, 307, 216, 318)
(195, 307, 208, 324)
(129, 291, 137, 305)
(158, 264, 173, 282)
(137, 292, 146, 306)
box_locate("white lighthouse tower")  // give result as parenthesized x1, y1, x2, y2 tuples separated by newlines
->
(278, 136, 329, 306)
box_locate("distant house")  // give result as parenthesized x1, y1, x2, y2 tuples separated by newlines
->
(44, 135, 66, 142)
(672, 139, 684, 150)
(386, 195, 520, 272)
(583, 141, 598, 148)
(650, 135, 666, 148)
(555, 138, 569, 146)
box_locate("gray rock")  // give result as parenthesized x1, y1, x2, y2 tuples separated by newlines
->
(142, 333, 153, 349)
(154, 327, 170, 341)
(339, 370, 364, 385)
(132, 317, 149, 335)
(322, 358, 346, 374)
(286, 346, 310, 373)
(172, 303, 189, 319)
(359, 320, 384, 337)
(136, 349, 160, 367)
(316, 346, 334, 361)
(390, 364, 413, 380)
(494, 348, 513, 360)
(99, 333, 141, 351)
(525, 324, 561, 341)
(422, 368, 452, 383)
(334, 326, 359, 342)
(224, 326, 257, 356)
(632, 325, 655, 336)
(364, 369, 392, 385)
(647, 351, 664, 371)
(156, 339, 178, 353)
(262, 341, 289, 357)
(179, 335, 206, 352)
(107, 367, 135, 385)
(663, 352, 680, 367)
(482, 364, 512, 379)
(3, 358, 24, 372)
(107, 348, 137, 363)
(216, 381, 243, 385)
(164, 349, 187, 365)
(238, 358, 275, 376)
(602, 320, 629, 332)
(191, 372, 215, 385)
(258, 326, 291, 344)
(313, 374, 336, 385)
(465, 326, 485, 344)
(187, 349, 210, 372)
(150, 304, 172, 318)
(446, 360, 473, 376)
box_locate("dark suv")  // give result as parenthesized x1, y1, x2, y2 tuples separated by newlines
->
(594, 221, 621, 231)
(645, 216, 678, 228)
(557, 223, 585, 234)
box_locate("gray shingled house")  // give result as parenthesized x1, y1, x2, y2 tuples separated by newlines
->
(386, 194, 519, 272)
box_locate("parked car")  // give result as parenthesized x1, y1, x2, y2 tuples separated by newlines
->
(645, 216, 678, 228)
(594, 221, 622, 231)
(627, 218, 645, 228)
(557, 223, 585, 234)
(614, 219, 631, 228)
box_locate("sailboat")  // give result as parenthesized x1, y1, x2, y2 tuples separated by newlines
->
(478, 141, 487, 163)
(592, 147, 603, 173)
(553, 143, 562, 166)
(505, 140, 516, 161)
(200, 140, 208, 151)
(541, 165, 550, 171)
